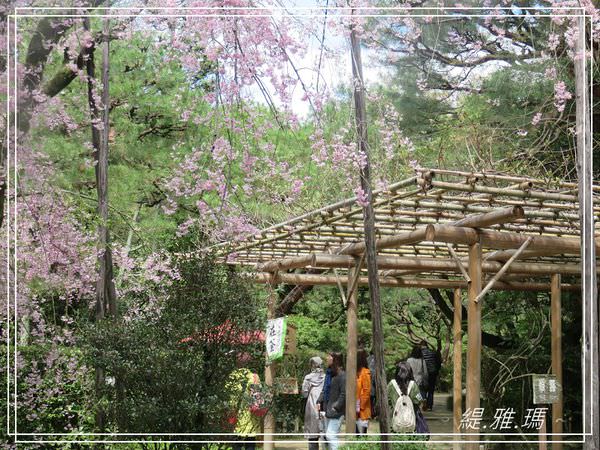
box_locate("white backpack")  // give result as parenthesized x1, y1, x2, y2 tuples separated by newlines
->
(391, 379, 416, 433)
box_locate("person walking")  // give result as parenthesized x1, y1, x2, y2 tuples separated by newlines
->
(406, 345, 429, 402)
(226, 353, 263, 450)
(302, 356, 325, 450)
(322, 352, 345, 450)
(319, 353, 334, 443)
(387, 362, 429, 436)
(420, 340, 442, 411)
(387, 362, 423, 412)
(356, 349, 372, 434)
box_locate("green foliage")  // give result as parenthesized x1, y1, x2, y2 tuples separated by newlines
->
(81, 252, 265, 434)
(480, 290, 583, 437)
(338, 434, 428, 450)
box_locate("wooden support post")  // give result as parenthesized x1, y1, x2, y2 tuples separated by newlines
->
(466, 242, 482, 450)
(551, 273, 563, 450)
(345, 263, 359, 434)
(263, 276, 276, 450)
(540, 413, 548, 450)
(452, 288, 463, 450)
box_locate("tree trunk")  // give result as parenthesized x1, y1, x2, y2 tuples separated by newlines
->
(350, 25, 390, 448)
(87, 17, 117, 433)
(575, 15, 599, 450)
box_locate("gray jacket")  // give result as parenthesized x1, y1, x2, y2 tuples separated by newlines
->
(302, 370, 325, 438)
(324, 371, 346, 419)
(407, 357, 429, 388)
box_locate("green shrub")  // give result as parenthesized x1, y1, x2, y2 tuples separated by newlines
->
(338, 435, 429, 450)
(81, 253, 266, 435)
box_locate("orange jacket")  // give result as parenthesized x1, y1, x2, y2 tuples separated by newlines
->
(356, 367, 372, 420)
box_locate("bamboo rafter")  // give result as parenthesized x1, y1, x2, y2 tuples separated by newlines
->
(207, 168, 600, 287)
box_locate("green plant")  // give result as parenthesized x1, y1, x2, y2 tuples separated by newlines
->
(338, 435, 429, 450)
(81, 251, 266, 435)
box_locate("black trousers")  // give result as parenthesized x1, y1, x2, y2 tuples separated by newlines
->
(426, 371, 438, 409)
(308, 437, 319, 450)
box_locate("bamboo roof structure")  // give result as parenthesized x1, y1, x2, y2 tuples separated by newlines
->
(212, 168, 600, 291)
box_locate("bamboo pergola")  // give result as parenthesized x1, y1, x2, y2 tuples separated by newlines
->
(212, 168, 600, 449)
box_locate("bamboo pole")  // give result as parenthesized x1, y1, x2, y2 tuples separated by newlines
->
(484, 249, 565, 261)
(250, 272, 582, 292)
(540, 413, 548, 450)
(345, 264, 359, 434)
(383, 198, 581, 221)
(466, 242, 482, 450)
(475, 237, 533, 302)
(430, 193, 599, 212)
(263, 275, 276, 450)
(453, 205, 524, 227)
(413, 168, 543, 186)
(338, 227, 428, 255)
(258, 254, 316, 272)
(453, 288, 463, 450)
(415, 167, 600, 193)
(447, 244, 471, 282)
(346, 253, 365, 301)
(551, 273, 563, 450)
(429, 180, 578, 203)
(426, 224, 598, 254)
(251, 253, 589, 277)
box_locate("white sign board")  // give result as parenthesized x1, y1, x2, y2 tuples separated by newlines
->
(532, 374, 562, 404)
(266, 317, 287, 361)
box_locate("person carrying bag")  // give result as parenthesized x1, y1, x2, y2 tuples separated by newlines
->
(387, 362, 430, 439)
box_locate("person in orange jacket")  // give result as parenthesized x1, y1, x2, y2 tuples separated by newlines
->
(356, 349, 372, 434)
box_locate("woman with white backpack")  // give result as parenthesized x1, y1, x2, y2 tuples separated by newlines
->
(387, 362, 430, 436)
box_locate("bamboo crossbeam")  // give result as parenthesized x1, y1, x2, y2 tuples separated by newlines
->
(429, 180, 578, 203)
(303, 254, 587, 276)
(425, 224, 597, 254)
(447, 244, 471, 282)
(475, 237, 533, 302)
(415, 168, 545, 186)
(453, 206, 524, 228)
(414, 167, 600, 193)
(326, 219, 582, 238)
(337, 228, 429, 255)
(383, 200, 582, 221)
(483, 249, 564, 261)
(250, 272, 582, 291)
(428, 194, 600, 213)
(334, 206, 532, 256)
(258, 254, 316, 272)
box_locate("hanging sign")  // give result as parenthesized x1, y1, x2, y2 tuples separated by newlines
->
(532, 374, 562, 404)
(266, 317, 287, 361)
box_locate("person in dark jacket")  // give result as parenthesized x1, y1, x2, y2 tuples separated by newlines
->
(321, 353, 334, 409)
(318, 352, 334, 443)
(323, 352, 345, 450)
(420, 340, 442, 411)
